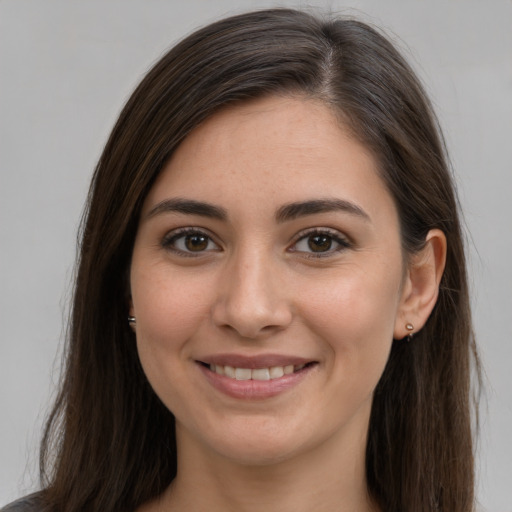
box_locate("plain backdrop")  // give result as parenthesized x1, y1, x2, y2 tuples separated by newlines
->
(1, 0, 511, 510)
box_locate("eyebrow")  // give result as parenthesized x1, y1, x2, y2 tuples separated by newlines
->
(275, 199, 371, 223)
(147, 198, 228, 220)
(146, 197, 370, 223)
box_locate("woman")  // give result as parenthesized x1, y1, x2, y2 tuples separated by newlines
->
(3, 8, 481, 512)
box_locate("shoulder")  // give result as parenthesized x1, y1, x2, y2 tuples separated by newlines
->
(1, 493, 44, 512)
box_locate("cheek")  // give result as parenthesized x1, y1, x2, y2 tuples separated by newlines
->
(130, 266, 214, 396)
(300, 262, 402, 377)
(133, 264, 213, 342)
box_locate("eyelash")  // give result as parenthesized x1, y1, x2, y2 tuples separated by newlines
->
(161, 227, 351, 258)
(161, 228, 220, 257)
(290, 228, 351, 258)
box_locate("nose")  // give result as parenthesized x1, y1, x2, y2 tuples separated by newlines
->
(211, 248, 293, 339)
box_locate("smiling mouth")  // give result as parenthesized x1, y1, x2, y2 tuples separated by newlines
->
(199, 362, 317, 381)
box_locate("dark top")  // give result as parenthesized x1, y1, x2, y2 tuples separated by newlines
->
(1, 493, 44, 512)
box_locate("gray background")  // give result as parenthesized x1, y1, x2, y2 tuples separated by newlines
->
(1, 0, 511, 510)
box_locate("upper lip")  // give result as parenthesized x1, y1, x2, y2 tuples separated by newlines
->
(197, 353, 316, 369)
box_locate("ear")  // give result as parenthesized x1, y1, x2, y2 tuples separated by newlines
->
(128, 298, 136, 332)
(394, 229, 447, 339)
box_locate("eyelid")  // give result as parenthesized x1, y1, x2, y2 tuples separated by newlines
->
(161, 227, 222, 256)
(288, 227, 352, 257)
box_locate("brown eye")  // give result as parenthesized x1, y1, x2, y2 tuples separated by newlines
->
(163, 229, 220, 255)
(308, 234, 332, 252)
(291, 229, 350, 257)
(185, 234, 209, 251)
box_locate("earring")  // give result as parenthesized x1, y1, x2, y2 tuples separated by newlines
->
(128, 316, 136, 325)
(405, 323, 414, 341)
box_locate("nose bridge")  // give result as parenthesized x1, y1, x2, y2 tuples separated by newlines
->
(212, 242, 292, 338)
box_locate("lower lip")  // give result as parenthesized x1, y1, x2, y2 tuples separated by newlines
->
(197, 363, 316, 400)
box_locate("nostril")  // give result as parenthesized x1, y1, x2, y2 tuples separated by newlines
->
(210, 269, 293, 338)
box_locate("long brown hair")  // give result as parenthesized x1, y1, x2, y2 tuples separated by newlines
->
(40, 9, 481, 512)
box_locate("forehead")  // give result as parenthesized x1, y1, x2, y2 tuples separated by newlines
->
(142, 95, 395, 223)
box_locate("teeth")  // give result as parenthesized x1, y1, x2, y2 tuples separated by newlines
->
(251, 368, 270, 381)
(235, 368, 252, 380)
(207, 363, 309, 380)
(224, 365, 235, 378)
(269, 366, 284, 379)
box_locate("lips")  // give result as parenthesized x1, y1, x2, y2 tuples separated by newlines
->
(196, 354, 318, 399)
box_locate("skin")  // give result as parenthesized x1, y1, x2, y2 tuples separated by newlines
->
(130, 96, 446, 512)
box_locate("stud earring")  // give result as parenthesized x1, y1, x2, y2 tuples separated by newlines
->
(128, 316, 136, 325)
(405, 323, 414, 341)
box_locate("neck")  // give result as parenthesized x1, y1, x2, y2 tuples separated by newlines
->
(146, 420, 378, 512)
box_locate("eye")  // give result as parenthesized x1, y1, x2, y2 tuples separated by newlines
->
(162, 228, 220, 255)
(291, 229, 350, 257)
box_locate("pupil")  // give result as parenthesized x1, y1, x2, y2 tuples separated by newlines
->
(185, 234, 208, 251)
(308, 235, 332, 252)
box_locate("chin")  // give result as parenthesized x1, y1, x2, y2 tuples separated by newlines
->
(214, 435, 307, 467)
(189, 412, 338, 468)
(176, 412, 303, 465)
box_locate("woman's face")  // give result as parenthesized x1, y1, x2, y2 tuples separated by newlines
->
(130, 96, 410, 465)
